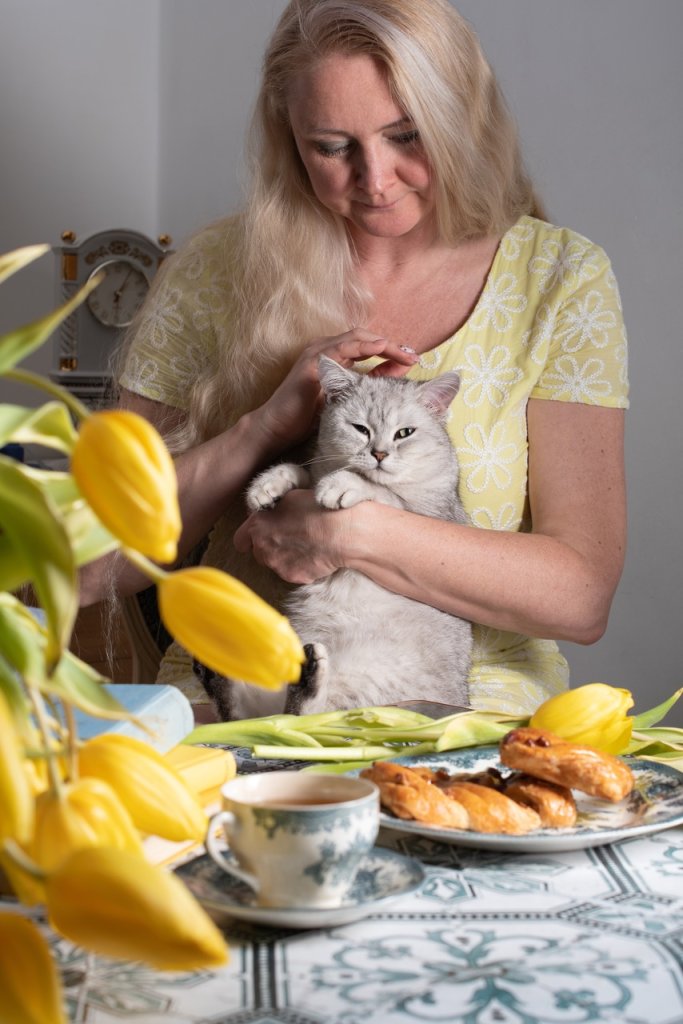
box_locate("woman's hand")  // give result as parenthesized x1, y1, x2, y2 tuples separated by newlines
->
(251, 329, 418, 453)
(234, 489, 349, 584)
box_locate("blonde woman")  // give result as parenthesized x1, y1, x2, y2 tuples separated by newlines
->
(81, 0, 628, 721)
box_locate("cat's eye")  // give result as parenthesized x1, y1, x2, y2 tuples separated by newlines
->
(394, 427, 415, 440)
(352, 423, 370, 436)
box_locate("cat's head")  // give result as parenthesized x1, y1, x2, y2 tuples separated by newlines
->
(315, 355, 460, 484)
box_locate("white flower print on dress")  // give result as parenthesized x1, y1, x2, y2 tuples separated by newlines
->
(470, 273, 528, 333)
(134, 285, 185, 351)
(470, 502, 521, 532)
(606, 267, 624, 311)
(539, 356, 612, 403)
(192, 282, 230, 333)
(123, 355, 162, 399)
(417, 348, 443, 371)
(618, 341, 628, 388)
(169, 341, 210, 395)
(461, 344, 524, 408)
(458, 422, 519, 493)
(556, 290, 617, 353)
(499, 221, 535, 261)
(523, 302, 562, 365)
(529, 238, 598, 295)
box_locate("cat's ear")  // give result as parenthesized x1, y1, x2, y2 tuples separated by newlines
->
(318, 355, 357, 401)
(416, 372, 461, 418)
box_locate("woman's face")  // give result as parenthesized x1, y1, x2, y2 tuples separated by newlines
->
(287, 53, 434, 241)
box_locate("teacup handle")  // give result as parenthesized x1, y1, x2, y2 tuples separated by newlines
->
(205, 811, 260, 893)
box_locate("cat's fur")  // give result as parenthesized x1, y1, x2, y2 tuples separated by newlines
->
(197, 356, 472, 718)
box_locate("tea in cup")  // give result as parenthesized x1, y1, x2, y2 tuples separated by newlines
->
(205, 771, 379, 909)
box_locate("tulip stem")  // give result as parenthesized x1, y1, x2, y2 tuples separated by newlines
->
(121, 546, 168, 584)
(63, 701, 79, 782)
(3, 367, 90, 424)
(2, 838, 46, 880)
(28, 685, 63, 796)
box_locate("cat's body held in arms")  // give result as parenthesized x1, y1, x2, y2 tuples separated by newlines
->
(196, 356, 472, 719)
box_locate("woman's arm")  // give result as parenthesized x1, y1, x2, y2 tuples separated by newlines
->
(234, 400, 626, 644)
(78, 331, 418, 606)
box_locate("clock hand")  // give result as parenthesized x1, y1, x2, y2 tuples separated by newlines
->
(113, 268, 134, 304)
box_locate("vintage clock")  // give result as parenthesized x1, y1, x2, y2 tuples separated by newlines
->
(51, 229, 173, 407)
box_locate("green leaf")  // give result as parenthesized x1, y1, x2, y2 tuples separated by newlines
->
(0, 272, 102, 374)
(0, 596, 48, 688)
(0, 244, 49, 286)
(0, 535, 31, 593)
(42, 652, 131, 720)
(631, 687, 682, 730)
(0, 458, 76, 668)
(0, 654, 31, 721)
(435, 715, 527, 752)
(0, 401, 78, 453)
(632, 726, 683, 745)
(19, 467, 120, 567)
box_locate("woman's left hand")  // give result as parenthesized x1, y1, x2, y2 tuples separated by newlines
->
(233, 489, 348, 584)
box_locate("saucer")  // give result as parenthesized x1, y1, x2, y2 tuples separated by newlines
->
(176, 847, 425, 929)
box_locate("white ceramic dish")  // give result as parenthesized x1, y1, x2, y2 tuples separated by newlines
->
(348, 746, 683, 852)
(177, 847, 425, 929)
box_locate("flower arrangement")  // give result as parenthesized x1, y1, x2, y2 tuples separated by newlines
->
(0, 245, 305, 1022)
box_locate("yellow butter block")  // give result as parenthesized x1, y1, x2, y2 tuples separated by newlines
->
(165, 744, 236, 804)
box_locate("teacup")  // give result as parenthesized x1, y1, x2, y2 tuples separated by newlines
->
(205, 771, 379, 909)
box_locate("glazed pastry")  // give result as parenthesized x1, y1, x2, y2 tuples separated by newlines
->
(503, 773, 577, 828)
(436, 780, 541, 834)
(500, 727, 634, 803)
(361, 761, 470, 829)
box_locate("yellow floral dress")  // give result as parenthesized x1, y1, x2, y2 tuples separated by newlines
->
(120, 215, 629, 715)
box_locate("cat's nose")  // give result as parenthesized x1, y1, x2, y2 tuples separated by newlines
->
(372, 450, 387, 463)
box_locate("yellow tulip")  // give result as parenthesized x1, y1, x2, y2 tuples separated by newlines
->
(46, 846, 229, 970)
(158, 566, 305, 689)
(0, 690, 34, 845)
(70, 410, 181, 563)
(78, 733, 207, 841)
(530, 682, 634, 754)
(31, 777, 143, 872)
(0, 912, 66, 1024)
(0, 847, 46, 906)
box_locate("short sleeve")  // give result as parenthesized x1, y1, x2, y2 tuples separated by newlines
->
(530, 241, 629, 408)
(118, 221, 233, 409)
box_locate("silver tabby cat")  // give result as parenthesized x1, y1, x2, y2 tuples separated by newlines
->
(198, 355, 471, 717)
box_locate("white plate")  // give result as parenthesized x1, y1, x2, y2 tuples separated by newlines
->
(176, 847, 425, 929)
(348, 747, 683, 852)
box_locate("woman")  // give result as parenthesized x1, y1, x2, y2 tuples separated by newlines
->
(81, 0, 628, 719)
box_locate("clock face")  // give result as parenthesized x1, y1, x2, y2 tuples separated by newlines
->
(86, 258, 150, 328)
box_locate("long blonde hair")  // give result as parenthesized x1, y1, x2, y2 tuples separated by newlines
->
(130, 0, 542, 447)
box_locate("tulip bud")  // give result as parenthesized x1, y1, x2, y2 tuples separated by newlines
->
(0, 848, 46, 907)
(47, 846, 229, 970)
(78, 733, 207, 842)
(0, 912, 67, 1024)
(0, 690, 34, 845)
(158, 566, 305, 689)
(71, 410, 181, 563)
(32, 777, 143, 872)
(530, 682, 634, 754)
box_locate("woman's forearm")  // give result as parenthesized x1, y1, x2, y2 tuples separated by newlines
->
(343, 501, 623, 645)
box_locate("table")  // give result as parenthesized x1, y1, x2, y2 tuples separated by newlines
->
(10, 818, 683, 1023)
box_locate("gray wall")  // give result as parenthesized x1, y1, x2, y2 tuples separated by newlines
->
(1, 1, 681, 723)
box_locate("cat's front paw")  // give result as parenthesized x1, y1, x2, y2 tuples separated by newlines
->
(246, 463, 309, 511)
(315, 470, 372, 509)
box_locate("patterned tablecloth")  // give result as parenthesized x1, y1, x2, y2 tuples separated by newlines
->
(10, 821, 683, 1024)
